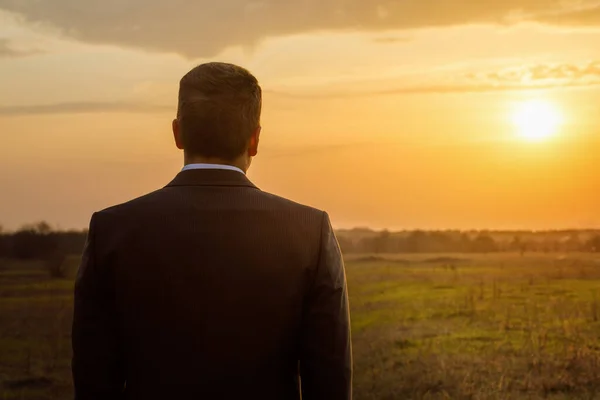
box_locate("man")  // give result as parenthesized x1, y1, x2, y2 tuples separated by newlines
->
(72, 62, 352, 400)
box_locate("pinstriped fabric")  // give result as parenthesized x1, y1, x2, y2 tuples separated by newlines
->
(72, 169, 352, 400)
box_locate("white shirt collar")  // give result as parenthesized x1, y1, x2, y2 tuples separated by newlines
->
(182, 163, 245, 175)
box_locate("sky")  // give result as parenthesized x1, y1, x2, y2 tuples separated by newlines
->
(0, 0, 599, 231)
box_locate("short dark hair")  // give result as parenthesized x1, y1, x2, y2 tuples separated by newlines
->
(177, 62, 262, 160)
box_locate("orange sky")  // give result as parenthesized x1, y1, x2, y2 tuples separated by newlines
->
(0, 2, 599, 230)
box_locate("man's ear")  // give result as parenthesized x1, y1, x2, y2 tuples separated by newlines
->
(248, 126, 261, 157)
(173, 119, 184, 150)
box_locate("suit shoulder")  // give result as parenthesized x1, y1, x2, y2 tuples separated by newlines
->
(94, 188, 167, 218)
(255, 190, 326, 218)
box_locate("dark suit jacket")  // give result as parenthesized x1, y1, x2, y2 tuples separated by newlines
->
(72, 168, 352, 400)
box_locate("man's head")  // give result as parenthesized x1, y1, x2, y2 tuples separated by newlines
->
(173, 62, 262, 171)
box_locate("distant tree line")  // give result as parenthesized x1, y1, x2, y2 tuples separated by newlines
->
(0, 222, 87, 277)
(1, 224, 599, 275)
(336, 229, 600, 254)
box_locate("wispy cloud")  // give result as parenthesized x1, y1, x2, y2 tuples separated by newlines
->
(0, 0, 599, 58)
(469, 61, 600, 85)
(0, 102, 173, 116)
(538, 2, 600, 26)
(266, 83, 555, 99)
(2, 60, 599, 114)
(371, 35, 411, 44)
(264, 60, 600, 99)
(0, 37, 39, 57)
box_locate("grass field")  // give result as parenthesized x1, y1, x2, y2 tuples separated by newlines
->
(1, 254, 600, 399)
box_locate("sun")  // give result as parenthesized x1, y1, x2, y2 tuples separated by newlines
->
(511, 100, 563, 142)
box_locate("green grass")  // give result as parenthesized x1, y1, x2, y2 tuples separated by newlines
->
(347, 253, 600, 399)
(0, 263, 73, 400)
(1, 253, 600, 399)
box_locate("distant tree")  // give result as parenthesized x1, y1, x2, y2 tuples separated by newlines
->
(458, 233, 472, 253)
(355, 237, 373, 253)
(336, 236, 355, 254)
(510, 236, 527, 256)
(0, 227, 7, 259)
(373, 230, 391, 253)
(9, 221, 69, 278)
(20, 221, 52, 235)
(561, 234, 582, 252)
(12, 228, 54, 259)
(57, 230, 88, 255)
(585, 235, 600, 253)
(425, 231, 454, 253)
(472, 234, 498, 253)
(406, 231, 427, 253)
(541, 239, 560, 253)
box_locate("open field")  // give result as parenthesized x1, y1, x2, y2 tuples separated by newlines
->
(1, 254, 600, 399)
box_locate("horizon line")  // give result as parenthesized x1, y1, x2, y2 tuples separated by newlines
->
(2, 223, 598, 234)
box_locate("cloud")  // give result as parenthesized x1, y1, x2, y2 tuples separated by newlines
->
(2, 61, 599, 114)
(371, 35, 411, 44)
(0, 37, 39, 57)
(266, 61, 600, 98)
(0, 0, 599, 58)
(265, 83, 578, 99)
(0, 102, 173, 116)
(538, 2, 600, 26)
(472, 61, 600, 84)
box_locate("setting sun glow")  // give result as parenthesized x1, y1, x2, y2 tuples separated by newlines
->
(511, 100, 564, 142)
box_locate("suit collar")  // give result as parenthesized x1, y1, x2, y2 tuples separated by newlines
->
(182, 163, 245, 175)
(166, 168, 259, 189)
